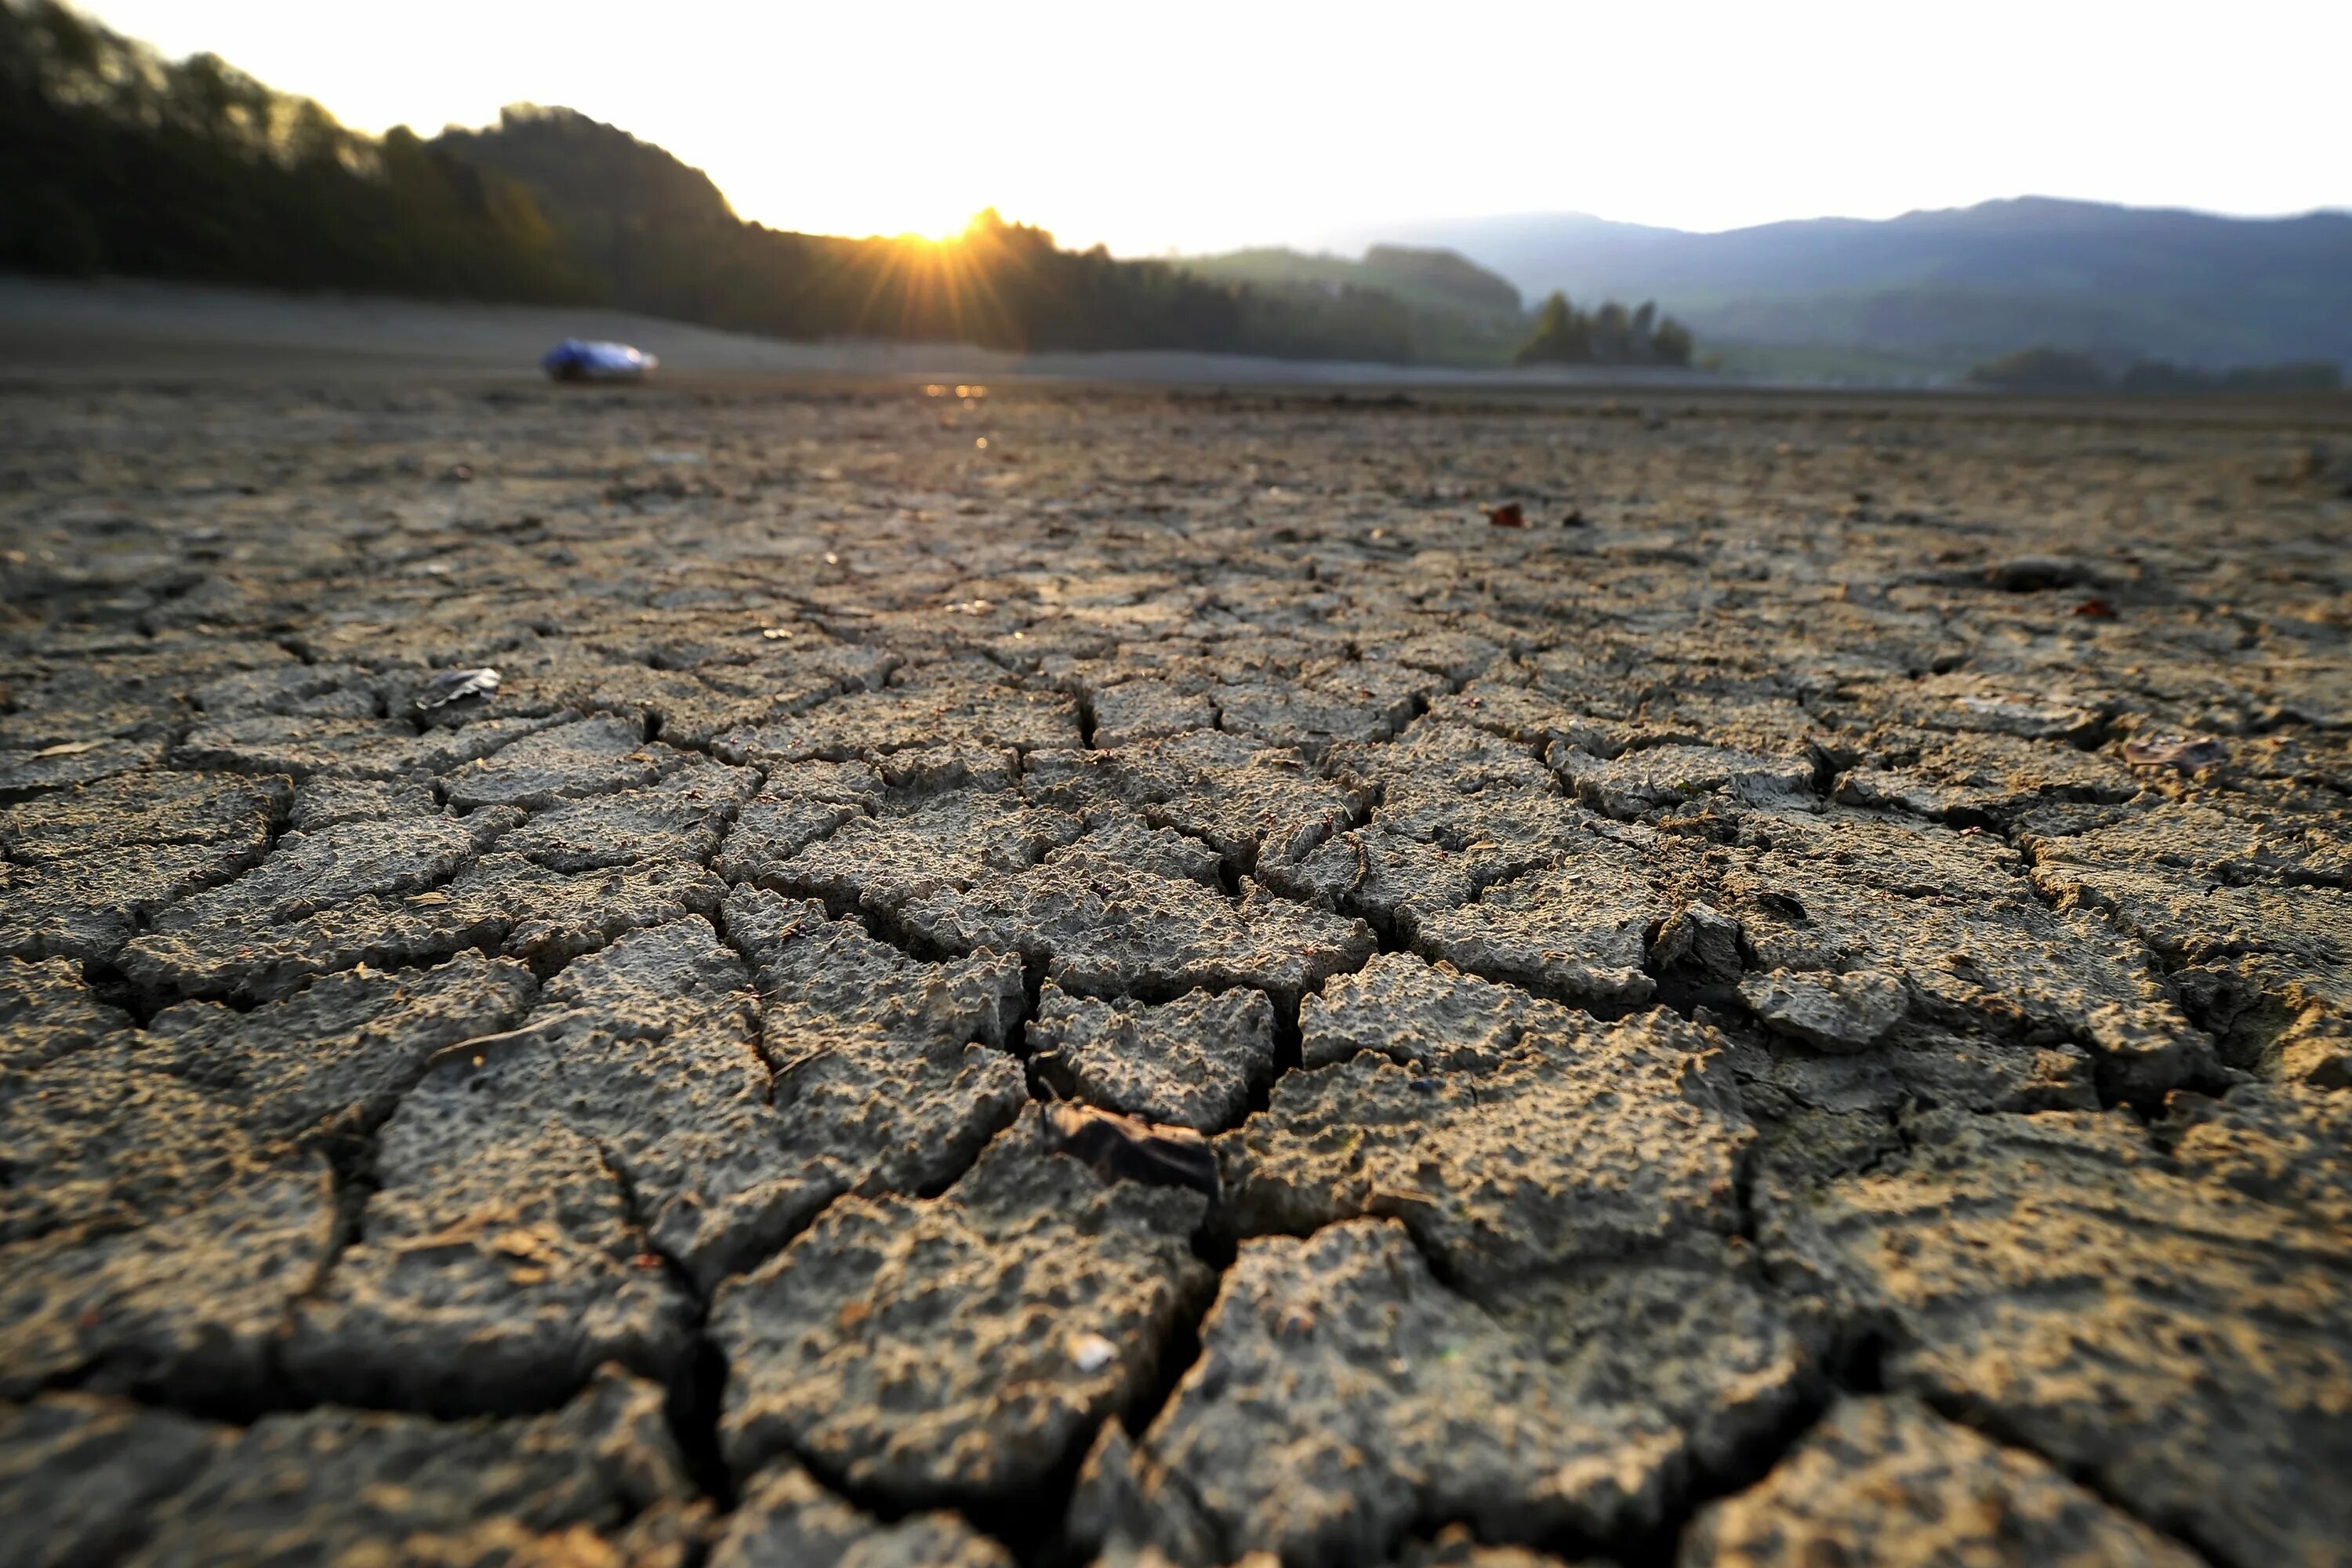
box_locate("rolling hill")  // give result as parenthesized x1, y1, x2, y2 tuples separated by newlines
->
(1171, 244, 1529, 364)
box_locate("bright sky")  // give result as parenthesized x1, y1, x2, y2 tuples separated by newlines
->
(82, 0, 2352, 254)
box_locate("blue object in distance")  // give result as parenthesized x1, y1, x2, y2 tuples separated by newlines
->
(542, 339, 657, 382)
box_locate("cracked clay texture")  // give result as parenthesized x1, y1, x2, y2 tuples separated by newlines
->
(2, 379, 2349, 1566)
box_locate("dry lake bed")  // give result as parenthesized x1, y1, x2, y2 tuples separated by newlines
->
(3, 375, 2350, 1567)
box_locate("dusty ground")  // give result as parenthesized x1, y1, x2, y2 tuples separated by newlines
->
(3, 376, 2350, 1568)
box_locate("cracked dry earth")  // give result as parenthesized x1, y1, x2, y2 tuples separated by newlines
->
(3, 379, 2350, 1568)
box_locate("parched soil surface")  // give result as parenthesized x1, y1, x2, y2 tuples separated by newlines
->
(4, 379, 2350, 1568)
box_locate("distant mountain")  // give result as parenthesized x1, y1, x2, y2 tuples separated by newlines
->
(1344, 198, 2352, 376)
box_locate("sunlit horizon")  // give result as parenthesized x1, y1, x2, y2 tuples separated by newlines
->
(71, 0, 2352, 257)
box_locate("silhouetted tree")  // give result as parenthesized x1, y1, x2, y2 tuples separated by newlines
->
(1591, 302, 1632, 361)
(1515, 292, 1591, 363)
(1650, 316, 1693, 366)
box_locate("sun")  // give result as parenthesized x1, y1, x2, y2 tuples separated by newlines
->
(895, 212, 993, 245)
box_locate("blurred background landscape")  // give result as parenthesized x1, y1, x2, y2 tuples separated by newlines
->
(4, 0, 2346, 387)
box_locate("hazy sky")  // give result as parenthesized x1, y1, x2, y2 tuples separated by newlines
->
(82, 1, 2352, 254)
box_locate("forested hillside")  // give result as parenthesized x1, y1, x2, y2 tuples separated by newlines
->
(0, 0, 593, 300)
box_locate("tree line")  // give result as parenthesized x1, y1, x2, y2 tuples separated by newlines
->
(1514, 291, 1694, 367)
